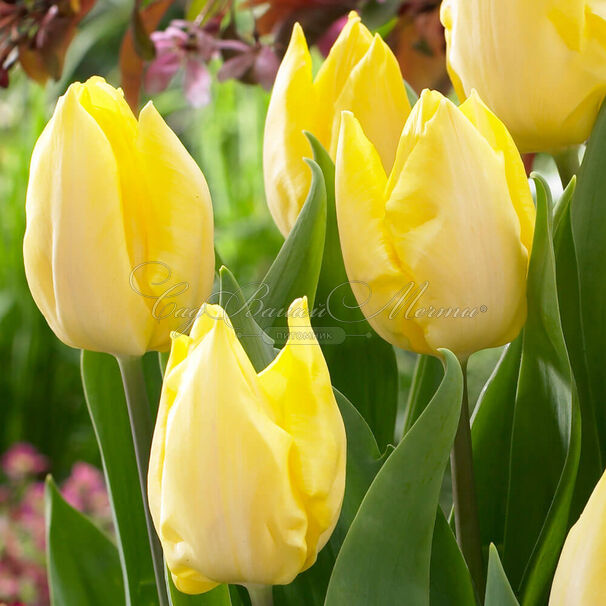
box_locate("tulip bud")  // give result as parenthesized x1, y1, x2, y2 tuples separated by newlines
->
(550, 469, 606, 605)
(441, 0, 606, 152)
(148, 297, 346, 593)
(264, 11, 411, 235)
(24, 77, 215, 356)
(335, 90, 536, 360)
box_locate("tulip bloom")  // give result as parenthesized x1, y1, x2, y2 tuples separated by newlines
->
(264, 11, 411, 235)
(441, 0, 606, 152)
(148, 297, 346, 593)
(335, 90, 535, 360)
(24, 77, 215, 356)
(550, 470, 606, 605)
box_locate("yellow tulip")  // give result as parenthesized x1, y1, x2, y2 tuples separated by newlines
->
(550, 469, 606, 605)
(148, 297, 346, 593)
(335, 90, 536, 360)
(24, 77, 215, 356)
(441, 0, 606, 152)
(264, 11, 411, 235)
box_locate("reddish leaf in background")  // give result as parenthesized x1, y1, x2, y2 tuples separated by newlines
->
(119, 0, 173, 113)
(1, 0, 96, 87)
(247, 0, 355, 55)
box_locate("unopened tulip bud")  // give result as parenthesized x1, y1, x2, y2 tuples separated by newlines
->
(148, 297, 346, 593)
(335, 90, 535, 360)
(24, 77, 215, 356)
(264, 11, 411, 235)
(441, 0, 606, 152)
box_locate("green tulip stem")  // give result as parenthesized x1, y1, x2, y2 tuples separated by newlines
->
(247, 585, 274, 606)
(451, 360, 485, 600)
(117, 355, 169, 606)
(553, 146, 581, 188)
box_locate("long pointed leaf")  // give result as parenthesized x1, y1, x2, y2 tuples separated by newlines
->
(503, 176, 581, 605)
(325, 350, 463, 606)
(571, 101, 606, 463)
(45, 476, 125, 606)
(485, 545, 519, 606)
(251, 159, 326, 332)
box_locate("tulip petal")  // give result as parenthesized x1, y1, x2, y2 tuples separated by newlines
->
(459, 90, 535, 255)
(385, 95, 529, 358)
(135, 102, 215, 350)
(263, 23, 316, 235)
(441, 0, 606, 151)
(550, 471, 606, 605)
(257, 298, 346, 570)
(150, 306, 309, 589)
(24, 86, 151, 355)
(335, 112, 428, 353)
(314, 11, 373, 111)
(328, 34, 410, 170)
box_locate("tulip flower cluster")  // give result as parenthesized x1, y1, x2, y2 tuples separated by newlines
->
(20, 2, 606, 605)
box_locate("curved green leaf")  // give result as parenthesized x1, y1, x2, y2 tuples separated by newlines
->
(403, 354, 444, 436)
(251, 159, 326, 331)
(485, 545, 519, 606)
(471, 337, 522, 548)
(570, 102, 606, 463)
(325, 350, 463, 606)
(306, 132, 398, 450)
(503, 176, 581, 605)
(45, 476, 125, 606)
(430, 509, 477, 606)
(81, 351, 157, 606)
(219, 266, 275, 372)
(553, 178, 602, 520)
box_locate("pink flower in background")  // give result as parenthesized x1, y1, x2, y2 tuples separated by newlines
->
(1, 444, 47, 481)
(217, 41, 280, 91)
(145, 20, 218, 107)
(0, 444, 112, 605)
(316, 15, 348, 56)
(62, 463, 111, 529)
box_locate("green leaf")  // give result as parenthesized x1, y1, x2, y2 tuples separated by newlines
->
(219, 266, 275, 372)
(554, 177, 602, 520)
(485, 545, 519, 606)
(81, 351, 157, 606)
(430, 509, 477, 606)
(250, 159, 326, 331)
(332, 389, 391, 546)
(324, 350, 463, 606)
(503, 176, 581, 604)
(572, 104, 606, 456)
(402, 354, 444, 436)
(471, 337, 522, 548)
(45, 476, 125, 606)
(405, 80, 420, 107)
(306, 132, 399, 450)
(568, 102, 606, 464)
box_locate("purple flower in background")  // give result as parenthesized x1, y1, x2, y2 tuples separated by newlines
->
(1, 444, 48, 481)
(316, 15, 348, 57)
(61, 463, 111, 527)
(217, 40, 279, 91)
(145, 20, 218, 107)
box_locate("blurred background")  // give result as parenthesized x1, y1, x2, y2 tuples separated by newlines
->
(0, 0, 525, 602)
